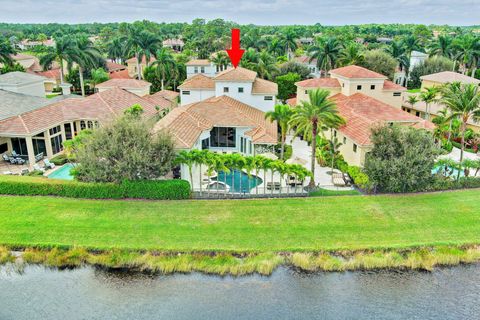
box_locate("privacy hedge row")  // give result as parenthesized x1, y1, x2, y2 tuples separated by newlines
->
(0, 176, 190, 200)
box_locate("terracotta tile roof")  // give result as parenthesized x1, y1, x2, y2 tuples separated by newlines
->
(329, 65, 387, 79)
(106, 61, 127, 72)
(331, 93, 433, 145)
(214, 67, 257, 82)
(293, 55, 317, 65)
(109, 69, 132, 79)
(178, 74, 215, 90)
(126, 56, 156, 64)
(420, 71, 480, 84)
(0, 87, 173, 136)
(0, 71, 46, 84)
(154, 95, 277, 149)
(382, 80, 406, 91)
(252, 78, 278, 94)
(286, 97, 297, 107)
(152, 90, 179, 101)
(96, 78, 151, 89)
(35, 68, 61, 80)
(186, 59, 211, 66)
(295, 78, 341, 88)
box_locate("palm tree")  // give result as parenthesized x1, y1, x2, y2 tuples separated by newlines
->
(290, 89, 344, 187)
(256, 50, 278, 80)
(151, 48, 176, 91)
(452, 35, 479, 76)
(107, 37, 127, 63)
(204, 152, 217, 197)
(385, 40, 409, 86)
(265, 104, 294, 160)
(441, 82, 480, 163)
(407, 95, 419, 109)
(419, 87, 438, 120)
(231, 154, 246, 195)
(244, 156, 256, 195)
(71, 35, 103, 97)
(210, 51, 230, 72)
(126, 27, 161, 80)
(428, 35, 453, 58)
(259, 157, 273, 195)
(338, 42, 364, 66)
(308, 37, 341, 77)
(275, 161, 290, 195)
(190, 149, 209, 196)
(328, 137, 343, 182)
(40, 37, 76, 84)
(175, 151, 196, 192)
(278, 30, 297, 60)
(0, 38, 15, 67)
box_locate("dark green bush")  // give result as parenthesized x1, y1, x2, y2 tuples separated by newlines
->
(0, 176, 191, 200)
(428, 176, 480, 191)
(50, 154, 70, 165)
(275, 143, 293, 160)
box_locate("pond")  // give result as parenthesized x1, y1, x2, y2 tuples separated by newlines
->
(47, 163, 75, 180)
(213, 169, 263, 193)
(1, 264, 479, 319)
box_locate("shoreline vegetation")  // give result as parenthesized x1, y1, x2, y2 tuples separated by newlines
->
(1, 189, 480, 275)
(1, 246, 480, 275)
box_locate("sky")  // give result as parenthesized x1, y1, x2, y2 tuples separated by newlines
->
(0, 0, 479, 25)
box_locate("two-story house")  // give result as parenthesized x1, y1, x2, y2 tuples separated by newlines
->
(291, 65, 433, 167)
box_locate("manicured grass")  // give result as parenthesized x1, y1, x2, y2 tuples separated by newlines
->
(0, 190, 479, 252)
(309, 188, 361, 197)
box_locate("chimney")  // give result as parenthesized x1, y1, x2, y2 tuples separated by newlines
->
(59, 83, 72, 95)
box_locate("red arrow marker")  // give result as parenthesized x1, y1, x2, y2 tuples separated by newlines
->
(226, 28, 245, 68)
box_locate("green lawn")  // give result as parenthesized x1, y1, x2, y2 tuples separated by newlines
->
(0, 190, 479, 252)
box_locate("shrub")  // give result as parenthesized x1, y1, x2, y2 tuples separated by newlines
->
(0, 175, 191, 200)
(275, 143, 292, 160)
(451, 141, 477, 154)
(347, 166, 371, 191)
(50, 154, 69, 165)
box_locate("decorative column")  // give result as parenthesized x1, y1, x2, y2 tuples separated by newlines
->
(25, 136, 36, 167)
(45, 129, 53, 158)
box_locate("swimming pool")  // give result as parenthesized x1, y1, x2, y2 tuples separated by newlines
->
(432, 165, 465, 178)
(47, 163, 75, 180)
(213, 169, 262, 193)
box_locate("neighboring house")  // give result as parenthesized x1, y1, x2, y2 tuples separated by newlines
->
(402, 71, 480, 131)
(393, 51, 429, 86)
(179, 67, 278, 113)
(162, 39, 184, 52)
(106, 61, 130, 80)
(0, 72, 47, 97)
(96, 79, 152, 97)
(17, 38, 55, 50)
(0, 82, 175, 166)
(186, 59, 217, 78)
(4, 54, 42, 73)
(126, 56, 156, 78)
(34, 69, 61, 93)
(292, 56, 320, 78)
(293, 65, 432, 167)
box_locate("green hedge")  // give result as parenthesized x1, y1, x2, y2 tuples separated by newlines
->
(451, 141, 477, 154)
(346, 166, 372, 191)
(50, 154, 70, 165)
(0, 176, 191, 200)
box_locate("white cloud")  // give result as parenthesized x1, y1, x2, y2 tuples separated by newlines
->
(0, 0, 478, 25)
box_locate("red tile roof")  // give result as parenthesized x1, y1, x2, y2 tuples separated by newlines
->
(329, 65, 387, 79)
(331, 93, 433, 145)
(295, 78, 341, 88)
(286, 97, 297, 107)
(154, 95, 277, 149)
(152, 90, 179, 101)
(0, 88, 173, 135)
(35, 68, 61, 80)
(109, 69, 132, 79)
(106, 61, 127, 72)
(383, 80, 406, 91)
(126, 56, 156, 64)
(96, 78, 151, 89)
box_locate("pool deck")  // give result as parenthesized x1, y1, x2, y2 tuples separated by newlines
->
(0, 159, 54, 176)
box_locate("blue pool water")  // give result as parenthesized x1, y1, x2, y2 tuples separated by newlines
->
(214, 169, 262, 193)
(47, 163, 75, 180)
(432, 165, 465, 178)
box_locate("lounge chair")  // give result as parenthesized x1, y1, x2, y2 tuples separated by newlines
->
(2, 154, 14, 164)
(11, 150, 20, 158)
(14, 157, 26, 165)
(332, 173, 347, 187)
(33, 164, 45, 173)
(266, 182, 281, 191)
(43, 159, 56, 169)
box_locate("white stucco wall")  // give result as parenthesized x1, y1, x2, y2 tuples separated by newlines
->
(0, 80, 46, 97)
(187, 64, 217, 78)
(214, 81, 276, 112)
(180, 89, 215, 106)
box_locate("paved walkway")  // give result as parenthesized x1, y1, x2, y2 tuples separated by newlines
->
(438, 147, 479, 162)
(287, 134, 354, 191)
